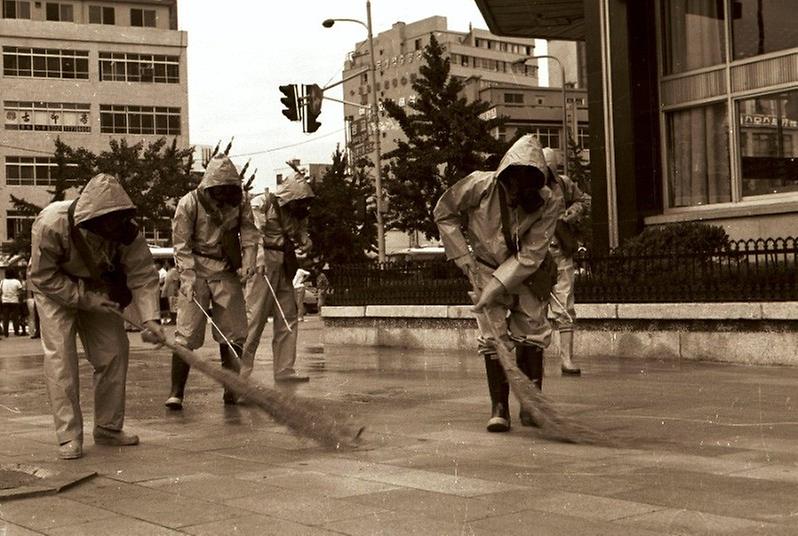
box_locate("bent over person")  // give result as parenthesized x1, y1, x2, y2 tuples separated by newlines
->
(434, 135, 559, 433)
(30, 173, 165, 460)
(166, 154, 259, 409)
(241, 172, 313, 382)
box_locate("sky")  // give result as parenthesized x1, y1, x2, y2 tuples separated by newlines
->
(176, 1, 497, 193)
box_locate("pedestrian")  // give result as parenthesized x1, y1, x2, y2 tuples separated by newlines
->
(542, 147, 591, 376)
(293, 267, 310, 321)
(156, 260, 169, 322)
(241, 172, 313, 382)
(165, 154, 259, 410)
(25, 261, 40, 339)
(29, 173, 165, 460)
(434, 134, 559, 432)
(162, 259, 179, 324)
(0, 268, 24, 336)
(316, 269, 330, 309)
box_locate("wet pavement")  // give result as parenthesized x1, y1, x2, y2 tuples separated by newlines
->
(1, 316, 798, 534)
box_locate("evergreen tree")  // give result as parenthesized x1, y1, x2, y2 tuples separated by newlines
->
(382, 34, 506, 240)
(9, 137, 195, 255)
(307, 147, 377, 270)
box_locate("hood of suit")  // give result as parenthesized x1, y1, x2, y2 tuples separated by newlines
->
(73, 173, 136, 226)
(275, 173, 315, 206)
(495, 134, 548, 183)
(199, 154, 241, 191)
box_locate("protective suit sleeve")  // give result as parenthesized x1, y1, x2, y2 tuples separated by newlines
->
(29, 216, 83, 307)
(239, 199, 260, 273)
(433, 172, 491, 261)
(172, 193, 197, 276)
(120, 235, 161, 322)
(561, 175, 591, 224)
(492, 194, 559, 292)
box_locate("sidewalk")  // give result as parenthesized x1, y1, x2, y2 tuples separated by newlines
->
(1, 316, 797, 534)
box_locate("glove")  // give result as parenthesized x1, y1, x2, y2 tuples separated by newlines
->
(454, 254, 478, 278)
(472, 276, 506, 312)
(179, 273, 197, 302)
(239, 248, 257, 281)
(79, 291, 120, 314)
(141, 320, 165, 346)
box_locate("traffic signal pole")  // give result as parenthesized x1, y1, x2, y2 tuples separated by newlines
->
(365, 0, 385, 263)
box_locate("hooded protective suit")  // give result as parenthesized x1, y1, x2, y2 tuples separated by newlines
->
(171, 154, 259, 350)
(242, 172, 313, 380)
(434, 134, 559, 348)
(30, 173, 160, 446)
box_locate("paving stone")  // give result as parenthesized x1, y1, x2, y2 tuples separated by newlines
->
(322, 510, 496, 536)
(45, 516, 184, 535)
(181, 513, 342, 536)
(241, 469, 400, 498)
(0, 521, 44, 535)
(468, 509, 669, 536)
(618, 508, 770, 535)
(138, 472, 283, 501)
(0, 496, 115, 531)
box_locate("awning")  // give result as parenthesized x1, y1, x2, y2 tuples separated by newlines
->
(474, 0, 585, 40)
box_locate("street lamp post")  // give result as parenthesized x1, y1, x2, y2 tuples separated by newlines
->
(514, 55, 569, 175)
(323, 0, 386, 262)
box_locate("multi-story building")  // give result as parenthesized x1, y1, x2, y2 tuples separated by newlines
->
(0, 0, 188, 244)
(342, 16, 545, 166)
(275, 159, 331, 186)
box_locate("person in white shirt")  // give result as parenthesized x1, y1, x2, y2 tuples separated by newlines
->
(292, 268, 310, 322)
(1, 268, 24, 336)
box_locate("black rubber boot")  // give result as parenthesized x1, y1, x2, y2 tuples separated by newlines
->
(516, 345, 544, 426)
(220, 344, 242, 405)
(484, 354, 510, 432)
(165, 353, 190, 410)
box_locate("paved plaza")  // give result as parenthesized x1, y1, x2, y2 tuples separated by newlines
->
(1, 316, 797, 535)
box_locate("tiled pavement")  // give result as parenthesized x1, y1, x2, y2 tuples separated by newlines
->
(1, 317, 797, 534)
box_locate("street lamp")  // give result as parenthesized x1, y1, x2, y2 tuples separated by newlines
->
(513, 55, 569, 176)
(322, 1, 386, 262)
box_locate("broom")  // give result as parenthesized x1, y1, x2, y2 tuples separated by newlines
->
(466, 272, 603, 444)
(114, 310, 364, 449)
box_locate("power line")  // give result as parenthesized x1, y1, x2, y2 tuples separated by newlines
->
(228, 128, 346, 158)
(0, 143, 55, 155)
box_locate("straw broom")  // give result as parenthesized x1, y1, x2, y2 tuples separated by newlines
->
(115, 311, 364, 449)
(467, 273, 602, 444)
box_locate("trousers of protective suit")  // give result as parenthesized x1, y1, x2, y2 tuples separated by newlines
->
(36, 292, 129, 445)
(474, 263, 552, 355)
(241, 263, 298, 379)
(174, 273, 247, 350)
(548, 244, 576, 332)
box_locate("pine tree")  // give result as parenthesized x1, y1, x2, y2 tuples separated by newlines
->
(307, 147, 377, 270)
(382, 34, 506, 240)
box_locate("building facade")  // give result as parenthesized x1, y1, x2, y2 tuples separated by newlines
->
(0, 0, 188, 244)
(476, 0, 798, 249)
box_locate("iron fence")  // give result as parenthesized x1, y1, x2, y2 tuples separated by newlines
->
(326, 237, 798, 306)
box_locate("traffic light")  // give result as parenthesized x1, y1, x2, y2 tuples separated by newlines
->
(303, 84, 323, 133)
(279, 84, 300, 121)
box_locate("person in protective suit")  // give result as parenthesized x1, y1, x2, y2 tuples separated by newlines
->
(542, 147, 591, 376)
(241, 172, 313, 382)
(29, 173, 165, 460)
(434, 134, 559, 433)
(166, 154, 259, 409)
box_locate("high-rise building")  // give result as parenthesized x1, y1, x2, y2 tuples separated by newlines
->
(0, 0, 189, 244)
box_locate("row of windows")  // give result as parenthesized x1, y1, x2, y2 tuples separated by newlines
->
(451, 53, 537, 77)
(5, 156, 76, 186)
(2, 1, 157, 27)
(99, 105, 181, 135)
(98, 52, 179, 83)
(474, 38, 533, 56)
(3, 47, 179, 83)
(503, 93, 587, 106)
(3, 101, 181, 135)
(3, 47, 89, 79)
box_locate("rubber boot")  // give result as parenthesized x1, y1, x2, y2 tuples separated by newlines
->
(165, 353, 190, 410)
(484, 354, 510, 432)
(516, 345, 543, 426)
(559, 330, 581, 376)
(220, 344, 242, 405)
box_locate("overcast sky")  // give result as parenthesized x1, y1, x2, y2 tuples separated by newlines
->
(177, 1, 497, 192)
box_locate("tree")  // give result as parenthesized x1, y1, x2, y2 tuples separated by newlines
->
(307, 146, 377, 270)
(565, 134, 593, 249)
(381, 34, 507, 240)
(9, 137, 195, 256)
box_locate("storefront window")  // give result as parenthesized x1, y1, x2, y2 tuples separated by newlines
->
(732, 0, 798, 60)
(666, 102, 731, 207)
(738, 90, 798, 196)
(661, 0, 725, 74)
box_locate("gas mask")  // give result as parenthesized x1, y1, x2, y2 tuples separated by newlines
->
(500, 166, 546, 214)
(286, 199, 311, 220)
(81, 211, 140, 245)
(207, 184, 243, 207)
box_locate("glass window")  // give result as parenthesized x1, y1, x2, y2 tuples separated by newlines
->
(666, 102, 731, 207)
(661, 0, 724, 74)
(732, 0, 798, 60)
(3, 0, 29, 18)
(738, 89, 798, 196)
(89, 5, 114, 24)
(131, 8, 155, 27)
(45, 2, 72, 21)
